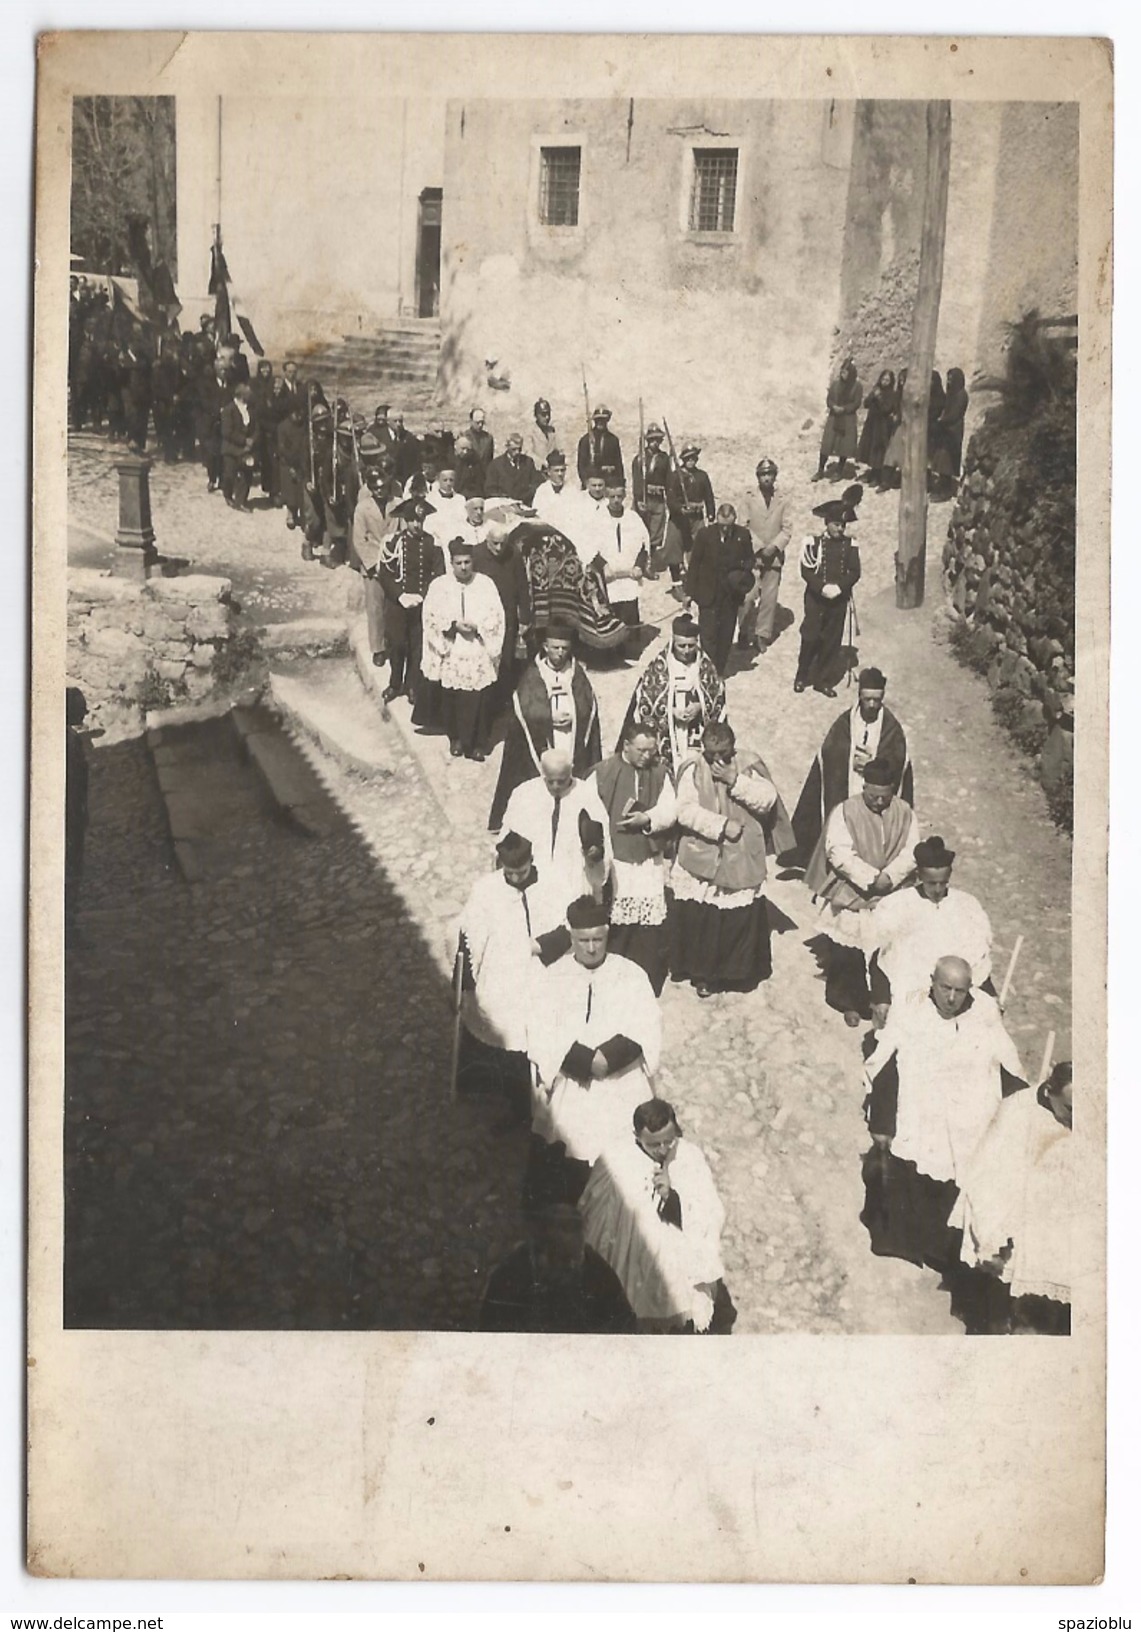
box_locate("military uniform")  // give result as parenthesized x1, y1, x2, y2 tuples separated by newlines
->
(794, 524, 861, 693)
(631, 437, 671, 563)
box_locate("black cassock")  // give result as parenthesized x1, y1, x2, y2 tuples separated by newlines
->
(488, 659, 602, 830)
(789, 703, 913, 865)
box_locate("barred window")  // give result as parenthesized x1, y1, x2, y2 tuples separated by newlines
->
(539, 146, 582, 227)
(689, 148, 739, 232)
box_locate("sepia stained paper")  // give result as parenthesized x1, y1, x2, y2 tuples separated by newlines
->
(29, 31, 1111, 1582)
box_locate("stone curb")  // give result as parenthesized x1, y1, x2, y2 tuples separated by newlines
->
(260, 618, 350, 658)
(347, 619, 460, 835)
(268, 666, 398, 782)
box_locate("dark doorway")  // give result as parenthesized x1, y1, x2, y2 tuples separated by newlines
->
(416, 187, 442, 318)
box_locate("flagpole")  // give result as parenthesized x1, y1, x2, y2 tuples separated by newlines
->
(216, 96, 223, 223)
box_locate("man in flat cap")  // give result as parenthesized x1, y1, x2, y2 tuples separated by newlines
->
(577, 405, 625, 490)
(631, 423, 672, 575)
(419, 537, 505, 760)
(663, 444, 716, 597)
(454, 830, 563, 1129)
(803, 755, 920, 1025)
(489, 621, 602, 831)
(621, 614, 726, 778)
(371, 493, 445, 705)
(793, 499, 861, 695)
(738, 457, 792, 653)
(526, 894, 662, 1205)
(865, 835, 994, 1024)
(485, 432, 542, 506)
(790, 666, 914, 865)
(526, 397, 560, 470)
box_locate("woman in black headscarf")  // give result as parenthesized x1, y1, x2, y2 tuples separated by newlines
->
(930, 367, 970, 495)
(857, 369, 897, 483)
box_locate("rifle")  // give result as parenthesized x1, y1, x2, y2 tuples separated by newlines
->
(637, 396, 646, 509)
(661, 417, 679, 473)
(581, 363, 591, 436)
(306, 393, 316, 494)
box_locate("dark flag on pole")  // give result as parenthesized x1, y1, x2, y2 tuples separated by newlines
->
(235, 312, 265, 358)
(208, 226, 262, 353)
(209, 228, 232, 340)
(125, 214, 181, 327)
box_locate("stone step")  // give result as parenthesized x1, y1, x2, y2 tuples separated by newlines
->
(267, 662, 400, 782)
(348, 617, 493, 837)
(146, 705, 342, 879)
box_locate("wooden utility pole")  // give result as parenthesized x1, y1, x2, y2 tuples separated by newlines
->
(896, 101, 952, 609)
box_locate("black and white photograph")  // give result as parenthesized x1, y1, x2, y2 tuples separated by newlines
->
(29, 29, 1111, 1586)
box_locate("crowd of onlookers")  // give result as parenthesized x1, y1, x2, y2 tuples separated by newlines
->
(815, 356, 969, 499)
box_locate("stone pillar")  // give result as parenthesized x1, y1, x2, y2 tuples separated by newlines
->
(113, 455, 158, 579)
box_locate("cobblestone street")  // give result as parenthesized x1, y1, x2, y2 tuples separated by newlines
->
(67, 423, 1071, 1334)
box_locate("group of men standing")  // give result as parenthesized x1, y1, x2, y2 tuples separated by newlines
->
(458, 606, 1071, 1338)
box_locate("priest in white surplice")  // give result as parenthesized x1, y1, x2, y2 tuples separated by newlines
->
(454, 831, 564, 1128)
(861, 955, 1026, 1307)
(581, 1099, 734, 1333)
(949, 1061, 1073, 1334)
(866, 834, 994, 1022)
(500, 746, 612, 927)
(525, 895, 661, 1205)
(420, 537, 505, 761)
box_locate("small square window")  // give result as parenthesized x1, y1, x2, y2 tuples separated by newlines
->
(690, 148, 738, 233)
(539, 146, 581, 227)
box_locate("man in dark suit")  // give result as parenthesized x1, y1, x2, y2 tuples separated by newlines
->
(196, 358, 231, 493)
(467, 407, 494, 470)
(391, 413, 422, 487)
(684, 504, 755, 676)
(371, 403, 397, 456)
(220, 380, 258, 510)
(485, 433, 541, 504)
(576, 405, 624, 489)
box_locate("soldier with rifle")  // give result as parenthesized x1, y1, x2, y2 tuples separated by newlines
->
(662, 432, 715, 598)
(577, 395, 625, 490)
(631, 418, 672, 578)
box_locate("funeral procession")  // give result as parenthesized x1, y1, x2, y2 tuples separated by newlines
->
(63, 93, 1076, 1338)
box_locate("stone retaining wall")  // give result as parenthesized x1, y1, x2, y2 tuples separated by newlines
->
(68, 568, 242, 740)
(939, 418, 1075, 824)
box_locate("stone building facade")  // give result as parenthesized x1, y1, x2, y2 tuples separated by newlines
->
(440, 98, 1079, 430)
(164, 95, 1078, 430)
(174, 94, 445, 357)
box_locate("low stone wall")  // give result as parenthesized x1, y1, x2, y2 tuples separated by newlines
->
(68, 568, 243, 740)
(939, 420, 1075, 827)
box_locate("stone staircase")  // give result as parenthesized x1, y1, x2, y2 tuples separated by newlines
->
(299, 319, 441, 416)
